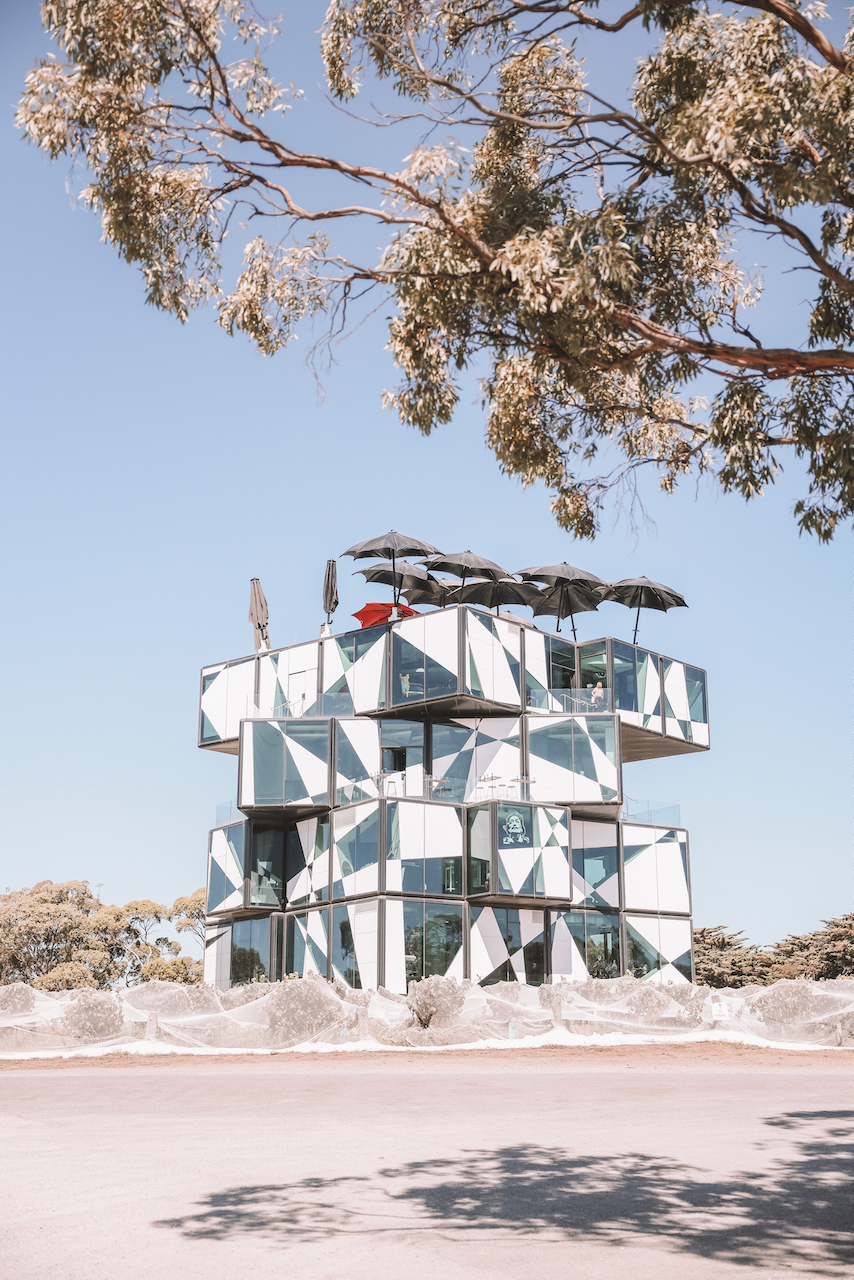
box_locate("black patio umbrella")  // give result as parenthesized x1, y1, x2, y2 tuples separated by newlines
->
(343, 531, 441, 608)
(322, 559, 339, 626)
(248, 578, 270, 652)
(354, 560, 435, 592)
(419, 551, 509, 595)
(402, 577, 459, 608)
(516, 561, 606, 591)
(457, 577, 543, 616)
(532, 581, 601, 640)
(598, 575, 688, 643)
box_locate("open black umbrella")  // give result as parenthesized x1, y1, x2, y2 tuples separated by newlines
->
(516, 561, 605, 590)
(322, 560, 339, 626)
(598, 575, 687, 643)
(354, 560, 435, 592)
(343, 531, 441, 609)
(532, 581, 600, 640)
(419, 550, 508, 590)
(457, 577, 543, 616)
(248, 578, 270, 652)
(402, 577, 458, 608)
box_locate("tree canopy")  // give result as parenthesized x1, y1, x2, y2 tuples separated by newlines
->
(17, 0, 854, 536)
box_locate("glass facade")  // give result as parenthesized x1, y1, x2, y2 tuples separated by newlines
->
(613, 641, 638, 714)
(332, 803, 380, 898)
(284, 908, 329, 979)
(231, 917, 270, 985)
(467, 805, 491, 894)
(392, 615, 458, 706)
(578, 641, 607, 692)
(472, 906, 545, 985)
(386, 801, 463, 895)
(323, 626, 386, 715)
(401, 901, 464, 987)
(571, 820, 619, 907)
(551, 910, 621, 979)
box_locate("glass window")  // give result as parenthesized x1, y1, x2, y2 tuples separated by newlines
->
(430, 721, 473, 803)
(686, 666, 707, 723)
(613, 641, 638, 713)
(380, 719, 424, 775)
(626, 920, 659, 979)
(585, 716, 616, 762)
(283, 721, 329, 805)
(528, 719, 573, 773)
(496, 803, 534, 851)
(402, 901, 464, 988)
(249, 825, 285, 907)
(252, 722, 285, 804)
(392, 633, 425, 705)
(285, 909, 328, 978)
(548, 637, 576, 690)
(331, 905, 359, 988)
(231, 917, 270, 985)
(578, 641, 607, 690)
(425, 852, 463, 895)
(207, 855, 226, 912)
(333, 806, 380, 897)
(467, 806, 491, 894)
(585, 913, 621, 977)
(477, 908, 545, 986)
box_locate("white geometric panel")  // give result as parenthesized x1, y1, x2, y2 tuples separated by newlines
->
(469, 907, 544, 986)
(384, 898, 407, 994)
(290, 910, 329, 978)
(332, 801, 380, 898)
(287, 736, 329, 804)
(200, 663, 228, 742)
(258, 643, 320, 719)
(528, 716, 576, 804)
(223, 657, 257, 741)
(622, 825, 659, 911)
(423, 608, 458, 679)
(663, 660, 690, 741)
(285, 816, 330, 907)
(335, 717, 381, 805)
(431, 718, 522, 803)
(655, 831, 691, 913)
(469, 906, 510, 983)
(352, 900, 379, 991)
(637, 649, 662, 734)
(550, 913, 589, 982)
(207, 825, 244, 913)
(351, 631, 387, 714)
(465, 611, 521, 706)
(571, 819, 620, 907)
(573, 717, 620, 803)
(204, 922, 232, 988)
(659, 915, 693, 975)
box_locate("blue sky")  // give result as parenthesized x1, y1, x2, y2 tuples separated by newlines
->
(0, 1, 850, 948)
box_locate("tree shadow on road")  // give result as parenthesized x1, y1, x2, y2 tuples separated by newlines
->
(154, 1110, 854, 1273)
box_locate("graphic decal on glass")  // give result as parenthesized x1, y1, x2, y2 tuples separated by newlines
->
(331, 900, 378, 989)
(528, 715, 619, 804)
(200, 657, 256, 746)
(257, 643, 319, 719)
(322, 626, 387, 716)
(464, 611, 521, 705)
(430, 717, 521, 803)
(332, 801, 380, 898)
(240, 719, 330, 809)
(391, 611, 458, 706)
(286, 908, 329, 979)
(663, 660, 709, 746)
(495, 805, 571, 898)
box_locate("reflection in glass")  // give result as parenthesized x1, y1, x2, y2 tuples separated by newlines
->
(285, 721, 329, 804)
(430, 721, 471, 803)
(476, 907, 545, 986)
(585, 913, 621, 977)
(467, 806, 490, 894)
(626, 921, 659, 978)
(333, 806, 380, 898)
(686, 666, 707, 723)
(332, 905, 359, 987)
(250, 825, 285, 906)
(613, 641, 638, 713)
(231, 917, 270, 985)
(402, 901, 463, 988)
(392, 632, 425, 704)
(252, 722, 285, 804)
(578, 641, 607, 690)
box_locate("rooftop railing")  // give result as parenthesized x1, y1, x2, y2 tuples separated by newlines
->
(621, 799, 681, 827)
(526, 687, 614, 713)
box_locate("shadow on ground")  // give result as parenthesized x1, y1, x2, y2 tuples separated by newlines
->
(154, 1110, 854, 1272)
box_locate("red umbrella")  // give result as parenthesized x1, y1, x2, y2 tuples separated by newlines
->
(352, 602, 420, 629)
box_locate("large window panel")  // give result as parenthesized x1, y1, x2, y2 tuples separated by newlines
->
(613, 641, 638, 716)
(284, 817, 330, 908)
(422, 609, 459, 699)
(207, 823, 245, 912)
(331, 900, 378, 989)
(465, 611, 521, 705)
(332, 802, 380, 898)
(385, 899, 465, 993)
(636, 649, 662, 733)
(286, 908, 328, 978)
(470, 906, 545, 986)
(335, 717, 381, 806)
(570, 820, 620, 907)
(578, 642, 607, 692)
(380, 719, 424, 799)
(467, 805, 491, 895)
(250, 721, 285, 805)
(550, 909, 620, 980)
(231, 917, 270, 986)
(249, 825, 285, 907)
(496, 803, 536, 896)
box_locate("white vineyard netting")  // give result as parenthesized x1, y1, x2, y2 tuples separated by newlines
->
(0, 975, 852, 1057)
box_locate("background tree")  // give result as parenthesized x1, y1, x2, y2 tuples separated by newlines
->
(122, 899, 181, 984)
(692, 925, 771, 988)
(693, 913, 854, 986)
(171, 888, 207, 950)
(16, 0, 854, 537)
(0, 881, 132, 988)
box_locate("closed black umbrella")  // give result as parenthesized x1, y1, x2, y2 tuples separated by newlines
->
(248, 578, 270, 652)
(343, 531, 441, 610)
(457, 577, 543, 616)
(598, 575, 687, 643)
(322, 559, 339, 626)
(532, 581, 601, 640)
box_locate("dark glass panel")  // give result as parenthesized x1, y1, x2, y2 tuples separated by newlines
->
(332, 905, 359, 988)
(613, 641, 638, 713)
(425, 855, 463, 896)
(424, 904, 463, 977)
(225, 823, 245, 875)
(231, 918, 269, 986)
(355, 625, 385, 662)
(403, 901, 424, 987)
(430, 721, 473, 803)
(578, 642, 607, 690)
(625, 922, 659, 979)
(288, 720, 330, 762)
(547, 637, 576, 690)
(252, 722, 284, 804)
(585, 913, 621, 977)
(392, 634, 425, 705)
(355, 807, 380, 872)
(686, 666, 707, 723)
(249, 825, 285, 907)
(200, 712, 219, 743)
(207, 859, 226, 912)
(202, 671, 219, 694)
(467, 806, 490, 894)
(528, 719, 573, 772)
(425, 655, 457, 699)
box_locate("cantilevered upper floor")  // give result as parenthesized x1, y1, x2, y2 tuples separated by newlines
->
(198, 604, 708, 762)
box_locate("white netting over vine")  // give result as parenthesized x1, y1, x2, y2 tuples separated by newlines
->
(0, 976, 852, 1056)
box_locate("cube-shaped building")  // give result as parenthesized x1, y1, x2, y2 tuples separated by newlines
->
(201, 605, 708, 991)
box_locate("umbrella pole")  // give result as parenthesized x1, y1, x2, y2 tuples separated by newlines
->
(633, 605, 640, 645)
(570, 613, 577, 642)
